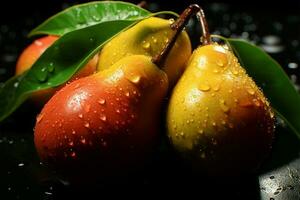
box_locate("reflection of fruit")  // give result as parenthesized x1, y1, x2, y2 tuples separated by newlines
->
(34, 55, 168, 181)
(166, 8, 275, 175)
(98, 17, 192, 87)
(16, 35, 98, 105)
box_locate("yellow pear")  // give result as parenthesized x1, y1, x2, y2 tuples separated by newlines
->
(167, 43, 275, 175)
(98, 17, 192, 87)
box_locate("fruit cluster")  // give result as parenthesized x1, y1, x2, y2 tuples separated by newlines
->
(16, 4, 274, 182)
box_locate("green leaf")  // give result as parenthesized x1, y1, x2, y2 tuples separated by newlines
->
(29, 1, 150, 37)
(227, 38, 300, 138)
(0, 18, 151, 122)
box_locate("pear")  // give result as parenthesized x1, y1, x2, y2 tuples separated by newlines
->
(166, 8, 274, 175)
(34, 55, 168, 181)
(98, 17, 192, 87)
(34, 5, 200, 182)
(15, 35, 98, 105)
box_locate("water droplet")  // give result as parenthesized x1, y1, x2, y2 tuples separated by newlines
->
(129, 75, 141, 84)
(219, 99, 230, 113)
(253, 99, 261, 107)
(232, 69, 239, 75)
(213, 69, 219, 73)
(100, 115, 106, 121)
(125, 91, 130, 97)
(116, 109, 120, 113)
(72, 130, 76, 135)
(288, 62, 298, 69)
(71, 152, 76, 158)
(212, 84, 220, 91)
(168, 18, 175, 24)
(18, 163, 24, 167)
(198, 129, 204, 134)
(81, 138, 86, 144)
(78, 114, 83, 118)
(89, 38, 94, 43)
(247, 88, 255, 95)
(84, 122, 90, 128)
(198, 83, 210, 92)
(212, 122, 217, 126)
(69, 141, 74, 146)
(142, 41, 150, 50)
(98, 98, 106, 105)
(48, 62, 54, 72)
(180, 132, 184, 136)
(14, 82, 19, 88)
(92, 15, 100, 21)
(216, 59, 224, 67)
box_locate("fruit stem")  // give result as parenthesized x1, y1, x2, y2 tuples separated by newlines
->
(152, 4, 200, 67)
(196, 7, 211, 45)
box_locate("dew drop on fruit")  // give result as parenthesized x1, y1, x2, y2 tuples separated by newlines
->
(100, 115, 107, 121)
(125, 91, 130, 97)
(129, 75, 141, 85)
(69, 141, 74, 146)
(84, 122, 90, 128)
(212, 84, 220, 91)
(70, 152, 76, 158)
(198, 83, 210, 92)
(142, 41, 150, 50)
(98, 98, 106, 105)
(216, 59, 224, 67)
(78, 114, 83, 119)
(168, 18, 175, 24)
(247, 88, 255, 95)
(232, 69, 239, 75)
(80, 138, 86, 144)
(219, 99, 230, 113)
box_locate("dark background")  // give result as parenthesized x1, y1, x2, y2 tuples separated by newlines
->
(0, 0, 300, 199)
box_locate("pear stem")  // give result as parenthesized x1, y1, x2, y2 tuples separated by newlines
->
(152, 4, 200, 67)
(196, 7, 211, 45)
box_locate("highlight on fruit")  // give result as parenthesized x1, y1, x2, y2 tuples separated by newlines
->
(0, 1, 300, 183)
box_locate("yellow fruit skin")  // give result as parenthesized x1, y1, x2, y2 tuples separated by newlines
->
(97, 17, 192, 87)
(167, 44, 274, 175)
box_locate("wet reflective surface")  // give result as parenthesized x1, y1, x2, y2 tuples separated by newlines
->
(0, 1, 300, 199)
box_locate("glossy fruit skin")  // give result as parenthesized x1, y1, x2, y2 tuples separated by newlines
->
(16, 35, 98, 105)
(97, 17, 192, 88)
(167, 44, 275, 175)
(34, 55, 168, 181)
